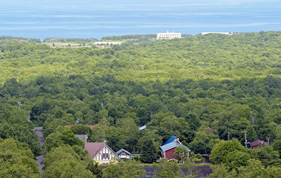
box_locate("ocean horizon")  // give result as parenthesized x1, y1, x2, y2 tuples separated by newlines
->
(1, 0, 280, 40)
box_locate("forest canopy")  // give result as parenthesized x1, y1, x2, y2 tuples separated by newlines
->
(0, 31, 281, 159)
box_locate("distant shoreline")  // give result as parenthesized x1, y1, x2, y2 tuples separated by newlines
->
(0, 31, 262, 43)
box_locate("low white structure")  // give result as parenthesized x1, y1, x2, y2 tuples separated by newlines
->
(201, 32, 233, 35)
(85, 142, 117, 164)
(94, 41, 123, 45)
(157, 32, 181, 40)
(139, 125, 146, 131)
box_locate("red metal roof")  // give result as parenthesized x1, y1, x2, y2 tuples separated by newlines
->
(250, 140, 268, 147)
(85, 142, 105, 157)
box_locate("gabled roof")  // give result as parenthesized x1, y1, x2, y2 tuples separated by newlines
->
(163, 135, 177, 146)
(116, 149, 132, 156)
(85, 142, 117, 157)
(250, 140, 268, 147)
(75, 134, 87, 141)
(85, 142, 105, 157)
(160, 141, 191, 152)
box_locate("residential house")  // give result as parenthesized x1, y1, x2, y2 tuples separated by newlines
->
(160, 135, 191, 161)
(0, 94, 4, 98)
(116, 149, 132, 161)
(85, 142, 117, 164)
(250, 140, 269, 149)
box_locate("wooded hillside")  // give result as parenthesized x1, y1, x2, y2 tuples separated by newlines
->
(0, 32, 281, 169)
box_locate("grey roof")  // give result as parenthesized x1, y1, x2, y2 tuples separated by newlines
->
(160, 142, 191, 152)
(75, 134, 87, 141)
(116, 149, 132, 156)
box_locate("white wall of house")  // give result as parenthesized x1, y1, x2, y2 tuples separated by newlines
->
(94, 145, 116, 164)
(118, 152, 131, 159)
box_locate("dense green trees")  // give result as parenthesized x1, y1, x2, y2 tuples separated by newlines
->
(210, 139, 281, 177)
(45, 127, 83, 151)
(210, 159, 281, 178)
(0, 104, 41, 155)
(252, 146, 281, 167)
(210, 139, 250, 169)
(1, 32, 281, 176)
(103, 160, 145, 178)
(153, 159, 182, 178)
(140, 137, 159, 163)
(43, 146, 95, 178)
(0, 138, 40, 177)
(174, 146, 189, 162)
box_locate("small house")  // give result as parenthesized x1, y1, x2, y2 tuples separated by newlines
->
(85, 142, 117, 164)
(160, 136, 190, 161)
(0, 94, 4, 98)
(116, 149, 132, 161)
(249, 140, 269, 149)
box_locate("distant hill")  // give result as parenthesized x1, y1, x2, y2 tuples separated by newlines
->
(0, 36, 41, 44)
(101, 34, 156, 41)
(44, 37, 98, 43)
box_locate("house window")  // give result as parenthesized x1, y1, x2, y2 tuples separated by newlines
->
(102, 153, 109, 159)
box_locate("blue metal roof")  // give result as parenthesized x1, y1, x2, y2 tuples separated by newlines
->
(160, 142, 191, 152)
(163, 135, 177, 145)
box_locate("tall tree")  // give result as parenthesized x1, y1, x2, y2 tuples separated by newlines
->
(140, 137, 158, 163)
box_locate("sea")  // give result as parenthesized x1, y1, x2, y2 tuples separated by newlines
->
(1, 0, 281, 40)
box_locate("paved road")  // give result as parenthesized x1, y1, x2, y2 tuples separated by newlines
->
(34, 127, 45, 173)
(142, 165, 212, 178)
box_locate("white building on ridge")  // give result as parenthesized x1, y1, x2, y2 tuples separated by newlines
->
(201, 32, 234, 35)
(157, 32, 181, 40)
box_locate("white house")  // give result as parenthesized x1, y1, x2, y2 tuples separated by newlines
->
(85, 142, 117, 164)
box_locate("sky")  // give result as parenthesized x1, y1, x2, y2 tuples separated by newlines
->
(2, 0, 280, 11)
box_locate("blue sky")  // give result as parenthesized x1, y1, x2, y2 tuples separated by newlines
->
(2, 0, 280, 11)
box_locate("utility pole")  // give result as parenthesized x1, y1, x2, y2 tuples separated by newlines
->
(244, 131, 248, 149)
(28, 111, 31, 121)
(266, 137, 270, 146)
(17, 102, 22, 111)
(227, 131, 230, 140)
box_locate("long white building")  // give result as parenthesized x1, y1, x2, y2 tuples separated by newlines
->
(157, 32, 181, 40)
(201, 32, 234, 35)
